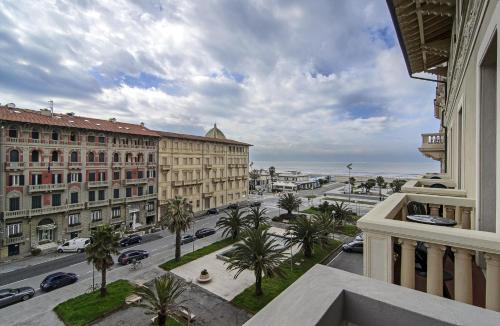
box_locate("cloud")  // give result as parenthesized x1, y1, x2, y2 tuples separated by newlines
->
(0, 0, 439, 163)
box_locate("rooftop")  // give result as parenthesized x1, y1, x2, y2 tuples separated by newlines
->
(156, 130, 251, 146)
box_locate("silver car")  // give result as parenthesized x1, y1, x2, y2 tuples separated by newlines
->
(0, 287, 35, 308)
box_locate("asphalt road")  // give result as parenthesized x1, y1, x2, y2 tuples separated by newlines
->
(327, 251, 363, 275)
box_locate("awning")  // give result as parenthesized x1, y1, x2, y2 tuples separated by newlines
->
(387, 0, 455, 76)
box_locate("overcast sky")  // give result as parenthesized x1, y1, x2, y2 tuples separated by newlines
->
(0, 1, 439, 163)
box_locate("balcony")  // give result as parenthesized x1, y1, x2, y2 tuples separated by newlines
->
(68, 162, 83, 169)
(183, 179, 202, 186)
(87, 200, 108, 208)
(6, 234, 25, 245)
(203, 192, 213, 198)
(87, 181, 109, 188)
(112, 197, 126, 204)
(419, 132, 445, 161)
(161, 164, 172, 171)
(86, 162, 107, 167)
(5, 162, 25, 170)
(171, 180, 183, 187)
(125, 194, 156, 203)
(124, 178, 148, 185)
(31, 205, 67, 216)
(205, 164, 213, 169)
(401, 178, 466, 197)
(67, 203, 85, 210)
(28, 183, 66, 193)
(67, 223, 83, 232)
(125, 161, 145, 167)
(111, 161, 124, 168)
(28, 162, 47, 168)
(358, 192, 500, 311)
(3, 210, 28, 219)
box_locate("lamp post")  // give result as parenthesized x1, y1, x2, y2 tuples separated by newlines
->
(347, 163, 353, 203)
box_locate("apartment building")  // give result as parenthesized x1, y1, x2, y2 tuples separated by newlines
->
(157, 124, 251, 212)
(0, 104, 158, 260)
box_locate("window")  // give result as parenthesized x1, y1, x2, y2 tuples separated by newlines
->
(113, 188, 120, 198)
(138, 170, 144, 179)
(31, 130, 39, 140)
(51, 173, 62, 184)
(8, 175, 24, 186)
(9, 197, 20, 211)
(91, 210, 102, 222)
(126, 187, 132, 198)
(89, 191, 95, 202)
(88, 172, 96, 182)
(125, 153, 132, 162)
(146, 202, 154, 212)
(149, 185, 154, 194)
(112, 207, 121, 218)
(70, 192, 78, 204)
(31, 150, 40, 162)
(52, 194, 61, 207)
(87, 135, 95, 143)
(137, 153, 144, 162)
(113, 171, 120, 180)
(6, 223, 22, 237)
(98, 190, 105, 201)
(68, 214, 80, 226)
(9, 149, 19, 162)
(51, 151, 59, 162)
(8, 128, 18, 138)
(70, 151, 78, 162)
(88, 152, 95, 162)
(126, 171, 132, 179)
(148, 154, 154, 163)
(97, 172, 106, 181)
(70, 132, 77, 142)
(31, 195, 42, 209)
(138, 186, 144, 196)
(147, 169, 156, 178)
(51, 131, 59, 141)
(31, 174, 42, 185)
(68, 172, 82, 183)
(98, 135, 105, 143)
(98, 152, 105, 162)
(113, 153, 119, 162)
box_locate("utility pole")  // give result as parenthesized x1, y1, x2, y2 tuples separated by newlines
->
(347, 163, 353, 203)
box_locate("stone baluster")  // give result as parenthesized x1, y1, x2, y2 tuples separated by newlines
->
(399, 239, 417, 289)
(428, 204, 440, 217)
(426, 243, 446, 296)
(455, 206, 462, 226)
(445, 206, 455, 221)
(401, 204, 408, 221)
(453, 248, 473, 304)
(461, 207, 472, 230)
(485, 254, 500, 312)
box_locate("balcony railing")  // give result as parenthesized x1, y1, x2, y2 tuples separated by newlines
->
(111, 198, 126, 204)
(124, 178, 148, 185)
(88, 200, 109, 208)
(28, 183, 66, 193)
(68, 162, 83, 169)
(5, 162, 25, 170)
(86, 162, 107, 167)
(6, 234, 24, 245)
(67, 223, 83, 232)
(358, 192, 500, 311)
(87, 181, 109, 188)
(31, 205, 67, 216)
(4, 210, 29, 219)
(161, 164, 171, 171)
(125, 194, 156, 203)
(419, 132, 445, 161)
(67, 203, 85, 210)
(402, 178, 466, 197)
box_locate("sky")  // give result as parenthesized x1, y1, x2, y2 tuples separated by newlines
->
(0, 0, 440, 163)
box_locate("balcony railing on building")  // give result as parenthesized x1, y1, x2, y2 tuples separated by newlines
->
(358, 191, 500, 312)
(124, 178, 148, 185)
(5, 162, 25, 170)
(87, 181, 109, 188)
(68, 162, 83, 169)
(87, 200, 109, 208)
(419, 132, 445, 161)
(28, 183, 66, 193)
(4, 203, 85, 220)
(6, 234, 24, 245)
(401, 177, 466, 197)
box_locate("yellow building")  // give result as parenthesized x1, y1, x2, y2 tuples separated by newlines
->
(157, 124, 251, 212)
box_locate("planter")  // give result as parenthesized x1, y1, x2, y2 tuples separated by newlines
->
(197, 269, 212, 283)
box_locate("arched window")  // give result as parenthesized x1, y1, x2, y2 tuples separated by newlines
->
(113, 153, 120, 162)
(51, 151, 59, 162)
(98, 152, 105, 162)
(9, 149, 19, 162)
(31, 129, 39, 140)
(148, 153, 154, 163)
(70, 132, 77, 142)
(51, 130, 59, 141)
(70, 151, 78, 162)
(137, 153, 144, 162)
(88, 152, 95, 162)
(31, 150, 40, 162)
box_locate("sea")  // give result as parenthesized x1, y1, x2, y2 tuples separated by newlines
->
(251, 161, 440, 179)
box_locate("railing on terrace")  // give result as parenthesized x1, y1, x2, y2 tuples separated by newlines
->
(358, 192, 500, 312)
(402, 178, 466, 197)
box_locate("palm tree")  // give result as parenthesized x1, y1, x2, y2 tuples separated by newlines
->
(312, 211, 335, 246)
(226, 227, 286, 296)
(376, 176, 385, 201)
(85, 225, 120, 296)
(278, 193, 302, 218)
(268, 166, 276, 192)
(249, 169, 260, 190)
(247, 206, 269, 229)
(348, 177, 356, 194)
(216, 207, 247, 239)
(134, 274, 188, 326)
(358, 182, 368, 194)
(160, 197, 193, 261)
(390, 179, 406, 193)
(285, 215, 323, 258)
(331, 201, 353, 227)
(366, 179, 376, 193)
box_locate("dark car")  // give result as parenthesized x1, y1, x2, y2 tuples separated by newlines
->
(206, 208, 219, 214)
(40, 272, 77, 292)
(0, 287, 35, 308)
(181, 234, 195, 245)
(342, 240, 363, 253)
(118, 249, 149, 265)
(227, 203, 239, 209)
(250, 201, 262, 207)
(195, 228, 216, 238)
(120, 234, 143, 247)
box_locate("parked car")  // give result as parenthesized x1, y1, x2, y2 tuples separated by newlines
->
(195, 228, 216, 238)
(181, 234, 195, 245)
(206, 208, 219, 215)
(0, 287, 35, 308)
(355, 233, 363, 242)
(120, 234, 143, 247)
(40, 272, 77, 292)
(227, 203, 239, 209)
(57, 238, 91, 253)
(250, 201, 262, 207)
(118, 249, 149, 265)
(342, 240, 363, 253)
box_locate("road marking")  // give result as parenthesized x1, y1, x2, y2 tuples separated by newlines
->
(327, 250, 344, 265)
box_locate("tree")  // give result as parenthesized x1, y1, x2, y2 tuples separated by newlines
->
(85, 225, 120, 297)
(358, 182, 368, 194)
(226, 227, 286, 296)
(216, 207, 247, 239)
(134, 274, 188, 326)
(312, 211, 335, 246)
(268, 166, 276, 192)
(366, 179, 376, 193)
(285, 215, 323, 258)
(249, 169, 260, 190)
(160, 197, 193, 261)
(376, 176, 386, 201)
(348, 177, 356, 194)
(278, 193, 302, 217)
(247, 206, 270, 230)
(390, 179, 406, 193)
(318, 201, 333, 214)
(331, 201, 353, 227)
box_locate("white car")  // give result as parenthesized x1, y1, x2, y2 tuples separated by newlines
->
(355, 233, 364, 242)
(57, 238, 91, 253)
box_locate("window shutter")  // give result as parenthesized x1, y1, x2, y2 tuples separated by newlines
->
(67, 173, 71, 183)
(51, 174, 55, 184)
(31, 174, 35, 185)
(8, 175, 13, 186)
(78, 173, 82, 182)
(19, 175, 24, 186)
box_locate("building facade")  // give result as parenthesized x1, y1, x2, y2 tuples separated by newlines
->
(157, 125, 251, 212)
(0, 105, 158, 260)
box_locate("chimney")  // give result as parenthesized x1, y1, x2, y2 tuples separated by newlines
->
(40, 108, 51, 116)
(109, 118, 117, 123)
(140, 122, 145, 127)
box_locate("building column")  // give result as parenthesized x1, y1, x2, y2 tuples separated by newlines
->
(461, 207, 472, 230)
(485, 254, 500, 311)
(428, 204, 441, 217)
(453, 248, 473, 304)
(426, 243, 446, 296)
(399, 239, 417, 289)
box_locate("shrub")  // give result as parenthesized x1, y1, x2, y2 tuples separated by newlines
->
(31, 248, 42, 256)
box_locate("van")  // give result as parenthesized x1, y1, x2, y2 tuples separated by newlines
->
(57, 238, 91, 253)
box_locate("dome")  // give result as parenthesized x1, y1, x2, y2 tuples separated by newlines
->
(205, 123, 226, 139)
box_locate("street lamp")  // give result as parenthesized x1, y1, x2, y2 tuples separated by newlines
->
(346, 163, 353, 203)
